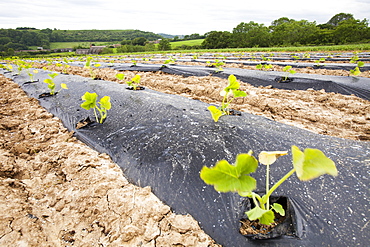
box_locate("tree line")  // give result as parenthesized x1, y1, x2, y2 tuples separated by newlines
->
(202, 13, 370, 49)
(0, 28, 163, 55)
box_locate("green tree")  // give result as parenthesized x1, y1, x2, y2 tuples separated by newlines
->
(232, 21, 271, 47)
(132, 37, 147, 46)
(270, 18, 318, 46)
(326, 13, 354, 27)
(202, 31, 232, 49)
(333, 18, 369, 44)
(157, 39, 171, 51)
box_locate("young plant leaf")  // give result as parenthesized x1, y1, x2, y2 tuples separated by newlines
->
(232, 90, 247, 98)
(224, 74, 240, 93)
(200, 153, 258, 196)
(61, 83, 68, 89)
(357, 61, 365, 67)
(99, 96, 111, 110)
(81, 92, 97, 110)
(292, 145, 338, 181)
(246, 207, 275, 225)
(49, 73, 58, 79)
(259, 151, 288, 165)
(207, 105, 223, 122)
(271, 203, 285, 216)
(43, 78, 53, 84)
(115, 73, 125, 81)
(132, 74, 141, 84)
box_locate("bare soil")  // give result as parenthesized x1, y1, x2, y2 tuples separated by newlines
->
(0, 75, 218, 246)
(1, 59, 369, 246)
(33, 63, 370, 141)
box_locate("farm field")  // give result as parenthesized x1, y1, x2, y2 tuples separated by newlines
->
(0, 50, 369, 246)
(170, 39, 204, 48)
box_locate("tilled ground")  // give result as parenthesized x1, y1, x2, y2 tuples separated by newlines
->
(0, 58, 369, 246)
(0, 75, 218, 246)
(32, 63, 370, 141)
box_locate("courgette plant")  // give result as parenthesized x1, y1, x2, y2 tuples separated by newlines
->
(80, 92, 111, 124)
(282, 65, 296, 81)
(43, 73, 68, 95)
(127, 74, 141, 90)
(256, 64, 273, 70)
(349, 54, 365, 76)
(84, 56, 100, 79)
(208, 74, 247, 122)
(200, 146, 338, 225)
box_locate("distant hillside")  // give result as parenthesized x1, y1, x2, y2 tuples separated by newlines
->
(0, 28, 164, 52)
(158, 33, 184, 39)
(51, 29, 163, 42)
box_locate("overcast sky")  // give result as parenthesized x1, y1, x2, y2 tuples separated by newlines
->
(1, 0, 369, 35)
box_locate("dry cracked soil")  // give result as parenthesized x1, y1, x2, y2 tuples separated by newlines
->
(0, 58, 369, 246)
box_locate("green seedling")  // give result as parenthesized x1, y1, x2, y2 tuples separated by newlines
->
(43, 73, 67, 95)
(115, 73, 125, 82)
(84, 57, 100, 79)
(350, 61, 364, 76)
(80, 92, 111, 124)
(127, 74, 141, 90)
(132, 59, 137, 66)
(200, 146, 338, 226)
(256, 64, 273, 70)
(164, 56, 176, 65)
(350, 54, 359, 64)
(282, 65, 296, 81)
(14, 60, 25, 75)
(314, 58, 326, 67)
(0, 64, 13, 73)
(206, 59, 225, 72)
(62, 64, 70, 74)
(261, 55, 271, 61)
(27, 69, 39, 82)
(350, 54, 364, 76)
(207, 74, 247, 122)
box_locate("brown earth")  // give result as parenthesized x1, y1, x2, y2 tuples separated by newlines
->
(32, 62, 370, 141)
(0, 75, 219, 246)
(1, 59, 369, 246)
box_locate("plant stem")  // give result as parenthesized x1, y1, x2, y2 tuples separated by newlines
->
(93, 107, 100, 123)
(266, 168, 296, 199)
(266, 164, 270, 210)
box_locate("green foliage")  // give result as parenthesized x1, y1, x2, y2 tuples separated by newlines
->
(126, 74, 141, 90)
(164, 56, 176, 65)
(206, 59, 225, 71)
(200, 152, 258, 196)
(80, 92, 111, 124)
(115, 73, 125, 81)
(314, 58, 326, 66)
(43, 73, 67, 95)
(349, 54, 365, 76)
(256, 63, 273, 70)
(207, 75, 247, 122)
(84, 57, 100, 79)
(158, 39, 171, 51)
(282, 65, 296, 80)
(200, 146, 338, 225)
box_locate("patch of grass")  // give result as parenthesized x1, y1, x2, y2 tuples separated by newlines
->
(170, 39, 204, 48)
(50, 42, 117, 50)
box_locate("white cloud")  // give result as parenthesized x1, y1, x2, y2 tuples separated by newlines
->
(0, 0, 369, 34)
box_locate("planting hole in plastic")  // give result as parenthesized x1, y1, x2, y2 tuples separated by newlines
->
(240, 196, 299, 240)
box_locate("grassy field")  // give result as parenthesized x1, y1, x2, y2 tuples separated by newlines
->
(48, 40, 204, 50)
(170, 39, 204, 48)
(49, 41, 118, 50)
(30, 42, 370, 58)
